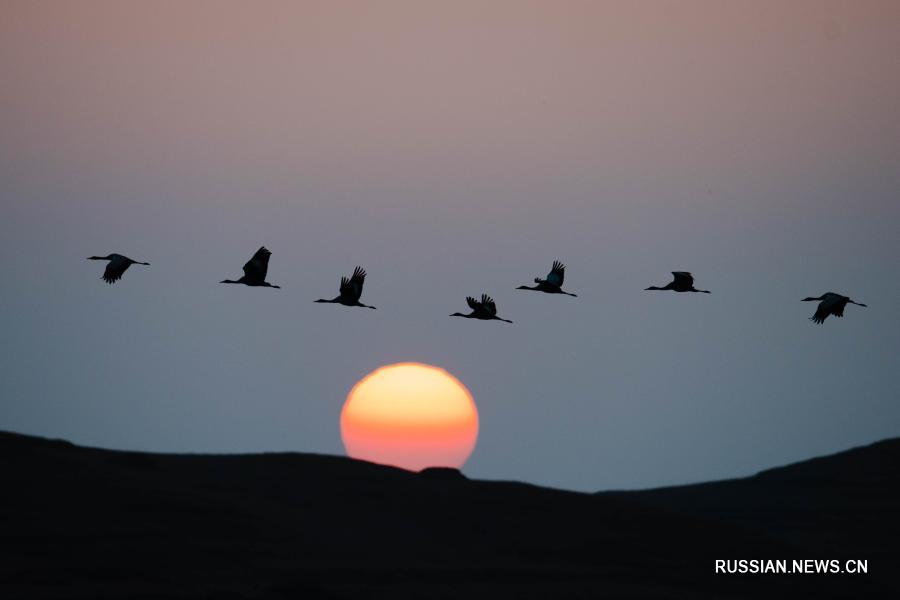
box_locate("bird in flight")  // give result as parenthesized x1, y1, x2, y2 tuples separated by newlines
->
(220, 246, 280, 288)
(315, 266, 376, 309)
(645, 272, 711, 293)
(517, 260, 577, 297)
(802, 292, 866, 324)
(87, 253, 150, 284)
(451, 294, 513, 323)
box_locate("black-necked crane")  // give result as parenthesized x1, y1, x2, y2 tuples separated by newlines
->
(645, 272, 710, 293)
(517, 260, 577, 297)
(451, 294, 512, 323)
(87, 254, 150, 284)
(315, 266, 375, 309)
(802, 292, 866, 324)
(220, 246, 280, 288)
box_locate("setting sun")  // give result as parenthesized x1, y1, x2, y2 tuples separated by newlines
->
(340, 363, 479, 471)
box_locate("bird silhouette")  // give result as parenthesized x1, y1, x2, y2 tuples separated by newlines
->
(315, 266, 375, 309)
(87, 254, 150, 284)
(517, 260, 577, 296)
(220, 247, 280, 288)
(451, 294, 513, 323)
(645, 272, 710, 293)
(802, 292, 866, 324)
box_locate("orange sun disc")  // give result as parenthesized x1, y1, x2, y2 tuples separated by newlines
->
(340, 363, 479, 471)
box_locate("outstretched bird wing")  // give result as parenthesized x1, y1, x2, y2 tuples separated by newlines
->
(811, 301, 832, 324)
(672, 271, 694, 286)
(466, 296, 481, 311)
(102, 255, 131, 284)
(242, 247, 271, 282)
(339, 276, 352, 296)
(545, 261, 566, 287)
(339, 266, 366, 301)
(481, 294, 498, 317)
(350, 266, 366, 302)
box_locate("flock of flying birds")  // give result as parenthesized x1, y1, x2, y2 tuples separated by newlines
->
(88, 247, 867, 325)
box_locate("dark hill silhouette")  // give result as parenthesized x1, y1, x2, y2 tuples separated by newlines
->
(1, 431, 896, 599)
(603, 438, 900, 568)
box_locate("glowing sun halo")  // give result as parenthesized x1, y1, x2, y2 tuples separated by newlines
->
(340, 363, 479, 471)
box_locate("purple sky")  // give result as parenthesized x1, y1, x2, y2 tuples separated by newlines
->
(2, 1, 898, 491)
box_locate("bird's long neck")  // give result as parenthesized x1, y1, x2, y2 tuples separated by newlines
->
(517, 285, 539, 291)
(645, 286, 664, 291)
(221, 279, 239, 284)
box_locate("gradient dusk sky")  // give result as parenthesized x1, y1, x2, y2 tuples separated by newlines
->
(2, 1, 898, 491)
